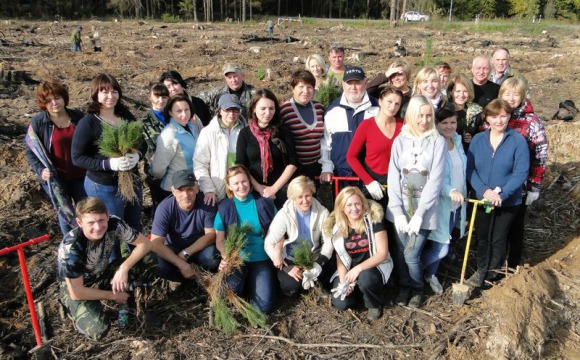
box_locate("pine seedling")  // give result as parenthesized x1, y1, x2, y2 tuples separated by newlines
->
(212, 296, 238, 333)
(406, 183, 415, 218)
(205, 223, 268, 333)
(291, 240, 315, 270)
(97, 120, 144, 203)
(315, 79, 342, 107)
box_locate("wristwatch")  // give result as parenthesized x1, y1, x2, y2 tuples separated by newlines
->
(181, 249, 190, 260)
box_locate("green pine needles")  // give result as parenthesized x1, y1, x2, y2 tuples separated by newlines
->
(406, 183, 416, 218)
(291, 240, 314, 270)
(97, 120, 144, 203)
(206, 223, 267, 333)
(315, 78, 342, 107)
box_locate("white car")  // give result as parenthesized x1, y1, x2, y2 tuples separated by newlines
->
(403, 11, 430, 22)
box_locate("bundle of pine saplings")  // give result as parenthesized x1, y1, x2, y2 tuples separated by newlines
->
(207, 223, 267, 333)
(97, 120, 144, 203)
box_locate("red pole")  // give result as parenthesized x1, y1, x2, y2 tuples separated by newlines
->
(17, 247, 43, 347)
(0, 234, 50, 347)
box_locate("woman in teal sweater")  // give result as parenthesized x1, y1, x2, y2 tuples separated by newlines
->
(214, 165, 277, 314)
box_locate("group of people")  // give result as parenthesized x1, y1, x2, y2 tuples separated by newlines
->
(26, 43, 548, 340)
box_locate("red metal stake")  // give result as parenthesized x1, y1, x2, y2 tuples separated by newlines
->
(0, 234, 50, 347)
(17, 247, 43, 346)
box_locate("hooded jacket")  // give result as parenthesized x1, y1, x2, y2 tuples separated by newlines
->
(323, 200, 393, 284)
(386, 125, 446, 230)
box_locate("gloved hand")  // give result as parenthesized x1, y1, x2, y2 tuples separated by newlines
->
(301, 263, 322, 290)
(109, 156, 128, 172)
(407, 215, 423, 236)
(525, 191, 539, 206)
(394, 215, 409, 234)
(365, 181, 385, 200)
(331, 280, 355, 301)
(124, 153, 139, 170)
(302, 275, 316, 290)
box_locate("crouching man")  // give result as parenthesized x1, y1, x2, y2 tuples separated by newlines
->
(150, 170, 221, 282)
(57, 197, 159, 340)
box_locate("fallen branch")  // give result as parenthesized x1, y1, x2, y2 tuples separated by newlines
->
(236, 334, 427, 349)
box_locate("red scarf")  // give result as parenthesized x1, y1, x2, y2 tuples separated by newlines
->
(249, 120, 273, 183)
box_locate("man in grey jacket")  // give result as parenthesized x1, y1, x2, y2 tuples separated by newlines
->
(198, 63, 256, 117)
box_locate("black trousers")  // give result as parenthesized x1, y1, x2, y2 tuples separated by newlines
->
(331, 267, 384, 310)
(474, 205, 520, 282)
(507, 200, 527, 268)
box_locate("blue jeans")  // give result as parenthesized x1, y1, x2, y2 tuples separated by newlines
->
(157, 245, 220, 281)
(393, 228, 430, 289)
(422, 209, 460, 277)
(41, 177, 86, 235)
(422, 242, 449, 278)
(84, 177, 143, 232)
(226, 260, 276, 314)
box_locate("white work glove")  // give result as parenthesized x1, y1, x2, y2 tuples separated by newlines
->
(331, 280, 356, 301)
(394, 215, 409, 234)
(365, 181, 385, 200)
(124, 153, 139, 170)
(525, 191, 539, 206)
(109, 156, 129, 171)
(407, 215, 423, 236)
(301, 263, 322, 290)
(302, 275, 315, 290)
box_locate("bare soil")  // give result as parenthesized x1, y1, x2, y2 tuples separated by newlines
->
(0, 19, 579, 359)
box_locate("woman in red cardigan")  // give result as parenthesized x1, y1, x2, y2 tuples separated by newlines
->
(346, 86, 404, 208)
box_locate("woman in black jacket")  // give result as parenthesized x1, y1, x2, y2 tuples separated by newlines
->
(25, 80, 86, 234)
(72, 73, 146, 232)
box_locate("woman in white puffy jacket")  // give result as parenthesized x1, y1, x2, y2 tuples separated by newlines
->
(264, 176, 333, 296)
(194, 94, 246, 206)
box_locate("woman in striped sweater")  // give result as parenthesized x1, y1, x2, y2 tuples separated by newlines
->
(280, 70, 326, 181)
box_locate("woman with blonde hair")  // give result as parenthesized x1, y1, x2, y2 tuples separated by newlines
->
(323, 186, 391, 321)
(305, 54, 328, 90)
(446, 74, 483, 149)
(387, 95, 446, 308)
(264, 176, 333, 296)
(412, 67, 446, 112)
(214, 164, 277, 314)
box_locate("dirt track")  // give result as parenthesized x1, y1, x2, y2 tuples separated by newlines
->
(0, 19, 579, 359)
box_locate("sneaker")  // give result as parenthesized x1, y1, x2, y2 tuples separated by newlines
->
(425, 275, 443, 294)
(367, 307, 382, 321)
(395, 287, 411, 306)
(408, 289, 423, 308)
(465, 272, 484, 288)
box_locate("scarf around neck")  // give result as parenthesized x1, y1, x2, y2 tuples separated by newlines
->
(249, 120, 273, 183)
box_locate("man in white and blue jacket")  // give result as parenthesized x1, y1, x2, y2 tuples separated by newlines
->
(319, 66, 379, 183)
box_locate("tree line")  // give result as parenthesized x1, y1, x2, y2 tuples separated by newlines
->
(1, 0, 578, 21)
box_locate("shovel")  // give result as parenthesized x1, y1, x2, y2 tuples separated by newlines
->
(452, 199, 491, 306)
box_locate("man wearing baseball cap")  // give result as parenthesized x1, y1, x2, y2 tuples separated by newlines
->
(320, 66, 379, 183)
(198, 62, 256, 116)
(150, 170, 220, 282)
(194, 93, 246, 206)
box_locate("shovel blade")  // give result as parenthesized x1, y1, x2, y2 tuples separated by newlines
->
(452, 283, 470, 306)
